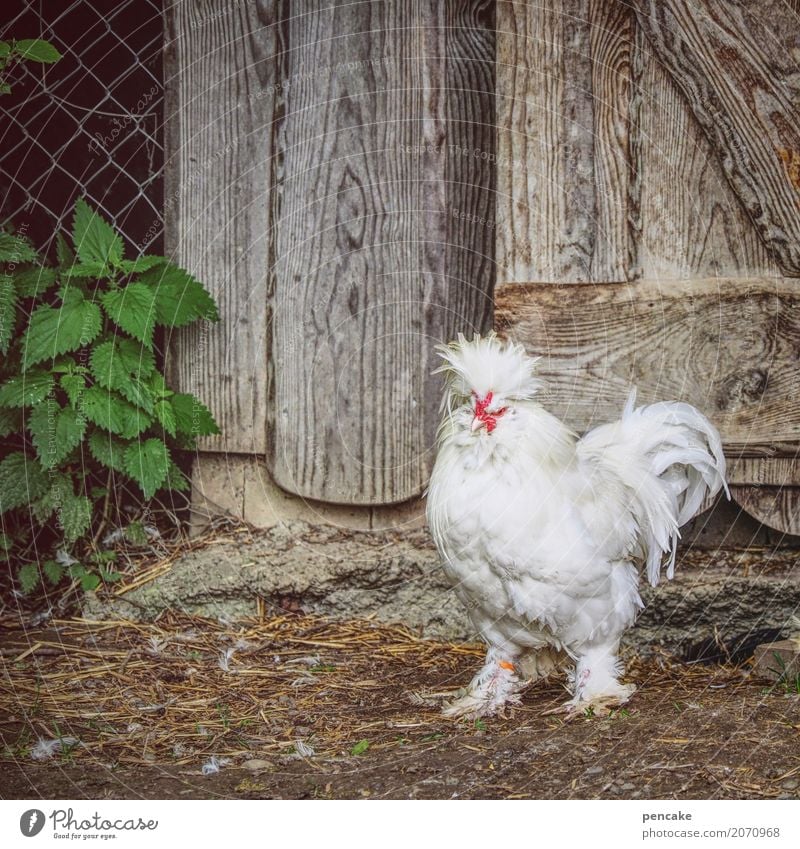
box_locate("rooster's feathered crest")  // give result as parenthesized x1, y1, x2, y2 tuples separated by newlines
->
(434, 332, 543, 414)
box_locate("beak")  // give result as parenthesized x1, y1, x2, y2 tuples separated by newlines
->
(471, 416, 486, 433)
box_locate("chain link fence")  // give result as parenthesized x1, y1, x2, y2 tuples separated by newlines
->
(1, 0, 164, 258)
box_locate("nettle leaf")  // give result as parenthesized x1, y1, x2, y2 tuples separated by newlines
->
(119, 255, 166, 274)
(80, 386, 152, 438)
(28, 397, 87, 468)
(87, 429, 129, 473)
(72, 198, 123, 269)
(153, 399, 177, 437)
(22, 294, 102, 369)
(56, 233, 74, 268)
(18, 562, 40, 595)
(171, 393, 220, 437)
(0, 406, 22, 437)
(0, 532, 12, 560)
(60, 490, 92, 544)
(100, 283, 157, 348)
(42, 559, 64, 585)
(60, 372, 86, 408)
(0, 232, 37, 263)
(141, 264, 219, 327)
(124, 438, 169, 499)
(14, 39, 62, 63)
(81, 572, 101, 592)
(0, 371, 54, 408)
(0, 451, 50, 513)
(62, 261, 107, 278)
(90, 338, 156, 413)
(30, 472, 70, 522)
(14, 266, 58, 298)
(165, 459, 189, 492)
(0, 274, 16, 355)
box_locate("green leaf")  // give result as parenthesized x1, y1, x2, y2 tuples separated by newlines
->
(124, 521, 148, 545)
(164, 459, 189, 492)
(153, 398, 177, 437)
(100, 283, 157, 348)
(0, 42, 10, 60)
(171, 393, 220, 437)
(60, 372, 86, 408)
(42, 560, 63, 585)
(14, 266, 58, 298)
(124, 438, 169, 499)
(0, 232, 37, 263)
(22, 295, 101, 369)
(14, 39, 62, 63)
(0, 532, 11, 561)
(80, 386, 152, 438)
(89, 337, 156, 413)
(119, 255, 166, 274)
(28, 398, 87, 469)
(0, 406, 22, 437)
(72, 198, 123, 269)
(80, 571, 101, 592)
(0, 274, 16, 355)
(56, 233, 73, 268)
(0, 371, 54, 407)
(0, 451, 50, 513)
(141, 264, 219, 327)
(350, 739, 370, 756)
(60, 490, 92, 544)
(98, 567, 123, 583)
(87, 429, 128, 472)
(62, 261, 107, 278)
(18, 562, 40, 595)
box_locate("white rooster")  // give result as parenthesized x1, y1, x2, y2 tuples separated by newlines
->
(426, 333, 728, 717)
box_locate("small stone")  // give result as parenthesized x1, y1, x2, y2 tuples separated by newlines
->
(242, 759, 271, 772)
(781, 778, 798, 790)
(585, 765, 603, 775)
(621, 782, 636, 791)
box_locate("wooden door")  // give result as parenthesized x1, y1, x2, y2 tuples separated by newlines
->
(495, 0, 800, 535)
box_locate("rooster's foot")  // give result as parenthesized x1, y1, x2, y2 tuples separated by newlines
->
(441, 660, 523, 719)
(544, 683, 636, 718)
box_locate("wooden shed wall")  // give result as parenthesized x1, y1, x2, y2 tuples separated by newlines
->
(165, 0, 800, 535)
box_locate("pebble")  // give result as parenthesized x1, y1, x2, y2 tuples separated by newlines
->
(242, 759, 271, 772)
(781, 779, 798, 790)
(585, 765, 603, 775)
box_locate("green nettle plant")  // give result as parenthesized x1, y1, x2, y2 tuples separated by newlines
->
(0, 198, 220, 595)
(0, 38, 62, 95)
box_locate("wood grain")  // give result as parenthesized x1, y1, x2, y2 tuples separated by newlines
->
(495, 278, 800, 453)
(163, 1, 278, 453)
(632, 0, 800, 276)
(632, 23, 777, 280)
(269, 1, 495, 504)
(730, 486, 800, 536)
(496, 0, 637, 283)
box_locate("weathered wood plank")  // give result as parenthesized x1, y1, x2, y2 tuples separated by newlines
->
(731, 486, 800, 536)
(495, 278, 800, 452)
(728, 457, 800, 487)
(496, 0, 636, 283)
(269, 1, 494, 504)
(631, 0, 800, 276)
(163, 1, 277, 453)
(632, 23, 777, 280)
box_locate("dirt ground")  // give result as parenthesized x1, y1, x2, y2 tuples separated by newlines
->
(1, 612, 798, 800)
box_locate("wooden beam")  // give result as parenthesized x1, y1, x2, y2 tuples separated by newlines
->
(496, 0, 637, 284)
(269, 1, 495, 503)
(731, 486, 800, 537)
(495, 277, 800, 453)
(631, 0, 800, 276)
(163, 1, 278, 453)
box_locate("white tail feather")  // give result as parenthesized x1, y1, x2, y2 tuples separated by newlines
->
(579, 389, 729, 586)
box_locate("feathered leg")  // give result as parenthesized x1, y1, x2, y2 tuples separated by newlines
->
(442, 646, 562, 718)
(565, 643, 635, 714)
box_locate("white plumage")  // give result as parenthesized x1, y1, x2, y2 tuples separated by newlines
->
(426, 333, 729, 717)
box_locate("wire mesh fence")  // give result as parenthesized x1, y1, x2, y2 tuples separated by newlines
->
(1, 0, 164, 259)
